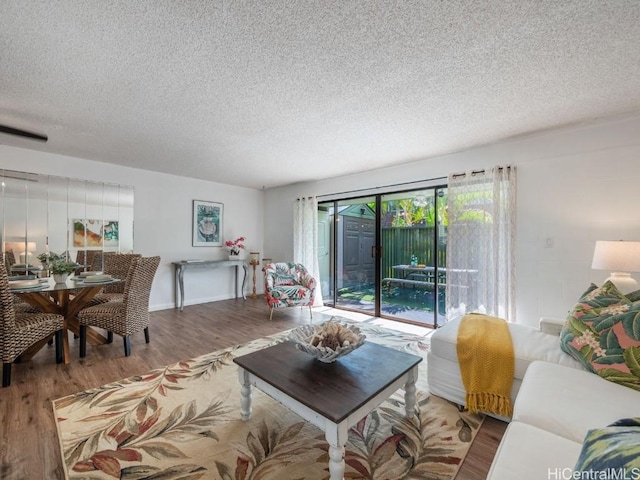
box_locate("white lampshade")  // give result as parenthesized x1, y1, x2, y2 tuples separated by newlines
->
(592, 240, 640, 293)
(3, 241, 37, 264)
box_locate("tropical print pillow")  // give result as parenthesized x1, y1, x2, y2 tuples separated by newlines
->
(560, 281, 640, 391)
(573, 419, 640, 472)
(576, 281, 629, 309)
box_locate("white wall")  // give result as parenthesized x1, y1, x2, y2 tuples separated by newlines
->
(0, 145, 264, 310)
(264, 113, 640, 328)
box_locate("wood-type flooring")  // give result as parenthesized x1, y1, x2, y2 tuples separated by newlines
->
(0, 298, 506, 479)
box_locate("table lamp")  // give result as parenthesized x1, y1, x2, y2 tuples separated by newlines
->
(20, 242, 37, 264)
(4, 241, 37, 264)
(591, 240, 640, 294)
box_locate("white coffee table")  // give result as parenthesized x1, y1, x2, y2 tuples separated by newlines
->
(234, 341, 422, 480)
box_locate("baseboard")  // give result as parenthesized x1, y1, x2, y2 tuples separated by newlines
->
(150, 291, 265, 312)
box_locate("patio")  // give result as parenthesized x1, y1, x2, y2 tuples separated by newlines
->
(335, 282, 447, 327)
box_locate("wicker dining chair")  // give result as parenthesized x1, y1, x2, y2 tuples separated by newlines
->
(75, 250, 87, 276)
(3, 250, 16, 272)
(94, 253, 142, 303)
(0, 264, 64, 387)
(90, 251, 115, 272)
(79, 253, 143, 309)
(78, 256, 160, 357)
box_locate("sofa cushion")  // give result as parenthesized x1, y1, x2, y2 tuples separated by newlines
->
(560, 281, 640, 391)
(486, 421, 582, 480)
(573, 420, 640, 472)
(514, 361, 640, 443)
(431, 316, 584, 382)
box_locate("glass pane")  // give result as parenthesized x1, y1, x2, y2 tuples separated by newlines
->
(118, 185, 135, 253)
(2, 171, 29, 267)
(68, 179, 87, 263)
(48, 176, 70, 256)
(1, 170, 134, 275)
(335, 197, 376, 314)
(380, 188, 447, 326)
(317, 203, 332, 301)
(25, 174, 48, 267)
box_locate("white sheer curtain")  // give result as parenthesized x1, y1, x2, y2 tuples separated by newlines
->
(293, 196, 324, 306)
(445, 166, 516, 322)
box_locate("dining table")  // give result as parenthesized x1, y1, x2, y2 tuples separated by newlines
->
(10, 276, 123, 364)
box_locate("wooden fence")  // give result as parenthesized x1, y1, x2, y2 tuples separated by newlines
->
(381, 226, 447, 279)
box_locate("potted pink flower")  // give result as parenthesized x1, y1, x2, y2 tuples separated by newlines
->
(225, 237, 245, 259)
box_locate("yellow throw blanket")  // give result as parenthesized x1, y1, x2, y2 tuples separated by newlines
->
(456, 314, 514, 417)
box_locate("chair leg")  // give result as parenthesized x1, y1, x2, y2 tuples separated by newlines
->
(124, 336, 131, 357)
(269, 307, 274, 321)
(144, 327, 150, 344)
(309, 306, 313, 321)
(107, 332, 113, 344)
(55, 330, 63, 364)
(79, 325, 87, 358)
(2, 363, 11, 387)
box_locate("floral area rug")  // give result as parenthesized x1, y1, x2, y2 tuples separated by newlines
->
(53, 319, 484, 479)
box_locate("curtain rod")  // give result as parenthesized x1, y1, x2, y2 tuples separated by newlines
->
(316, 175, 447, 199)
(451, 165, 511, 179)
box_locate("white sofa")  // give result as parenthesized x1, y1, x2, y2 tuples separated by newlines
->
(427, 316, 640, 479)
(427, 315, 584, 415)
(487, 361, 640, 478)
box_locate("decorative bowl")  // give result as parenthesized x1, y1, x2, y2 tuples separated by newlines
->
(289, 319, 366, 363)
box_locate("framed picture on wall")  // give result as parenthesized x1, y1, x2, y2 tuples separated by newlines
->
(72, 219, 120, 248)
(192, 200, 223, 247)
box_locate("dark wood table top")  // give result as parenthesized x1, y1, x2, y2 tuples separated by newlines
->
(234, 341, 422, 423)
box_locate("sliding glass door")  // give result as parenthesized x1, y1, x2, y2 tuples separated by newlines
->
(320, 186, 447, 327)
(379, 188, 447, 326)
(318, 197, 378, 314)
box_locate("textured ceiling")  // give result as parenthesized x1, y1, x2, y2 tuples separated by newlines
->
(1, 1, 640, 189)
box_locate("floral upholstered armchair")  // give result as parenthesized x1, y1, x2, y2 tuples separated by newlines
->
(263, 262, 316, 321)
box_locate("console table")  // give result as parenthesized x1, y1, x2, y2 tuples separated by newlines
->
(172, 259, 248, 311)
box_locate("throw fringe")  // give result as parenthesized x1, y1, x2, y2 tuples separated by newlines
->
(457, 314, 515, 417)
(465, 392, 513, 417)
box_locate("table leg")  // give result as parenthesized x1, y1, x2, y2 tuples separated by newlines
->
(404, 366, 418, 417)
(177, 266, 185, 311)
(241, 265, 247, 300)
(16, 283, 114, 364)
(174, 266, 179, 309)
(234, 265, 238, 298)
(238, 368, 253, 420)
(325, 423, 348, 480)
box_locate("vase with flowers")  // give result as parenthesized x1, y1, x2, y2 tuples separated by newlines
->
(225, 237, 245, 260)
